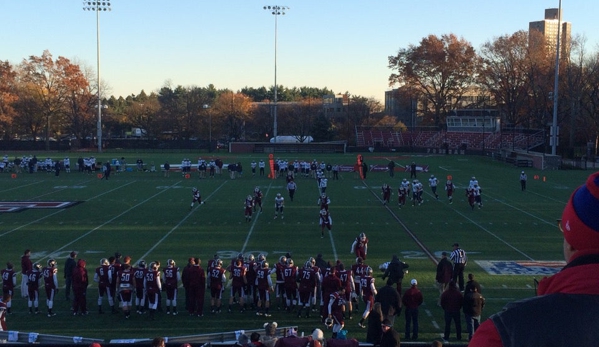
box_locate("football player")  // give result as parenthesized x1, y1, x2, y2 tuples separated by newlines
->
(429, 174, 439, 200)
(319, 209, 332, 238)
(243, 254, 258, 310)
(445, 178, 456, 204)
(209, 259, 226, 313)
(337, 263, 355, 320)
(94, 258, 113, 314)
(274, 193, 284, 219)
(190, 187, 205, 210)
(398, 184, 408, 208)
(296, 261, 317, 318)
(328, 288, 347, 338)
(144, 262, 162, 319)
(381, 183, 392, 205)
(162, 259, 180, 315)
(255, 261, 273, 316)
(271, 256, 287, 310)
(253, 187, 263, 212)
(26, 263, 42, 314)
(351, 233, 368, 260)
(133, 260, 147, 314)
(351, 257, 368, 313)
(42, 259, 58, 317)
(283, 258, 298, 312)
(469, 176, 479, 188)
(1, 262, 16, 314)
(466, 186, 476, 210)
(320, 266, 342, 322)
(357, 266, 377, 328)
(317, 193, 330, 211)
(116, 263, 135, 318)
(228, 258, 247, 313)
(107, 256, 120, 313)
(473, 184, 483, 208)
(244, 195, 255, 222)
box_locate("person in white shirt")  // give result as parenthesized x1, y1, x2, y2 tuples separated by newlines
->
(429, 175, 439, 200)
(274, 193, 285, 219)
(319, 178, 328, 194)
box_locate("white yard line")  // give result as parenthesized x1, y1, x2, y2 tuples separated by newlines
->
(34, 181, 179, 265)
(137, 180, 228, 262)
(0, 179, 46, 193)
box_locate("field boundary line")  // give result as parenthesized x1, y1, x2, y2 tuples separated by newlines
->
(137, 180, 228, 262)
(0, 181, 136, 239)
(362, 181, 438, 265)
(240, 181, 273, 255)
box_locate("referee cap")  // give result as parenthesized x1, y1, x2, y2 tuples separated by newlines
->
(453, 242, 459, 247)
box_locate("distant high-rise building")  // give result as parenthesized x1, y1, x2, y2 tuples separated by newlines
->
(529, 8, 571, 57)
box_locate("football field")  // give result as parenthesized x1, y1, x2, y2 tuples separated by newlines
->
(0, 152, 591, 342)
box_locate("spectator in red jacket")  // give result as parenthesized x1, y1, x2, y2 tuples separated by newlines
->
(72, 259, 89, 315)
(440, 281, 463, 342)
(470, 172, 599, 347)
(402, 279, 424, 340)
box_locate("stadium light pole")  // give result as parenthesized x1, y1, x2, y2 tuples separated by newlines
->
(263, 5, 289, 144)
(83, 1, 111, 153)
(203, 104, 211, 152)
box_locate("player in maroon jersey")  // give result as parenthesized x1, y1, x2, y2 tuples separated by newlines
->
(132, 260, 147, 314)
(94, 258, 113, 314)
(72, 259, 89, 315)
(357, 266, 377, 328)
(162, 259, 180, 315)
(190, 187, 204, 210)
(319, 209, 332, 238)
(255, 261, 273, 316)
(209, 259, 226, 313)
(144, 262, 162, 319)
(244, 195, 255, 222)
(26, 262, 42, 314)
(42, 259, 58, 317)
(0, 293, 10, 331)
(181, 257, 194, 313)
(445, 179, 455, 204)
(253, 187, 263, 212)
(243, 254, 258, 310)
(297, 261, 317, 318)
(320, 266, 342, 322)
(381, 183, 392, 205)
(317, 193, 330, 211)
(351, 233, 369, 260)
(271, 256, 287, 310)
(327, 288, 347, 338)
(1, 262, 16, 315)
(228, 258, 247, 313)
(466, 186, 475, 209)
(116, 263, 136, 318)
(350, 257, 366, 313)
(336, 262, 355, 320)
(398, 185, 408, 208)
(283, 258, 298, 312)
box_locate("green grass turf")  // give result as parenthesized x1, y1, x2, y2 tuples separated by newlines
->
(0, 152, 591, 343)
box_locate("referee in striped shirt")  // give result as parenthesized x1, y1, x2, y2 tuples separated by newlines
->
(450, 243, 468, 291)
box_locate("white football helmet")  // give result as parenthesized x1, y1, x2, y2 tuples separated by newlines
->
(276, 193, 281, 198)
(254, 186, 260, 193)
(359, 232, 367, 241)
(167, 259, 176, 267)
(101, 258, 109, 266)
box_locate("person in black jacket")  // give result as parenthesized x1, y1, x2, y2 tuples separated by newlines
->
(382, 255, 409, 294)
(375, 279, 402, 326)
(379, 319, 400, 347)
(63, 251, 77, 301)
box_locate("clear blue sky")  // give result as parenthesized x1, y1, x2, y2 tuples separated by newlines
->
(1, 1, 595, 102)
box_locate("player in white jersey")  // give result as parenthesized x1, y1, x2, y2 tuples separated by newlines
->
(472, 184, 483, 208)
(319, 177, 328, 194)
(412, 180, 423, 206)
(274, 193, 285, 219)
(250, 161, 257, 176)
(469, 176, 479, 188)
(64, 157, 71, 173)
(428, 175, 439, 200)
